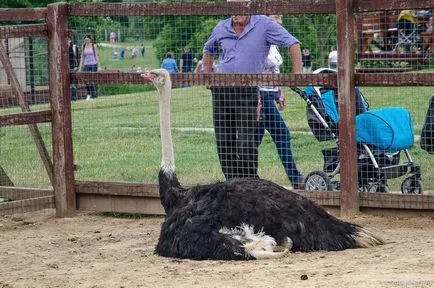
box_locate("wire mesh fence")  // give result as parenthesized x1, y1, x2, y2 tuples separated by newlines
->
(67, 10, 434, 193)
(1, 1, 434, 217)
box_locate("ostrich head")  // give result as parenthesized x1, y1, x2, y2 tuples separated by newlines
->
(141, 69, 171, 91)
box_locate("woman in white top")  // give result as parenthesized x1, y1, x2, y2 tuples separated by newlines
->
(256, 15, 304, 189)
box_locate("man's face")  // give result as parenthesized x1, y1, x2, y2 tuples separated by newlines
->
(232, 15, 250, 25)
(228, 0, 250, 25)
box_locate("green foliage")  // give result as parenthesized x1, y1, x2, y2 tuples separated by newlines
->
(0, 0, 56, 8)
(281, 14, 337, 72)
(25, 38, 49, 86)
(152, 13, 337, 68)
(189, 17, 222, 59)
(153, 16, 224, 62)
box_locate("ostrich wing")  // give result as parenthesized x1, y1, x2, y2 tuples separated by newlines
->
(218, 178, 362, 252)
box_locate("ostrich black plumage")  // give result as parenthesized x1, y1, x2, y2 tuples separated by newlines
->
(141, 69, 384, 260)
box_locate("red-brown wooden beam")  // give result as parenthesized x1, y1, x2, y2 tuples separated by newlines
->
(73, 181, 434, 216)
(0, 24, 48, 39)
(355, 73, 434, 86)
(0, 8, 47, 22)
(0, 196, 55, 217)
(69, 1, 336, 16)
(75, 181, 159, 198)
(336, 0, 359, 216)
(0, 110, 52, 127)
(72, 71, 434, 87)
(47, 3, 76, 218)
(0, 186, 53, 201)
(354, 0, 434, 12)
(71, 72, 338, 88)
(68, 1, 434, 17)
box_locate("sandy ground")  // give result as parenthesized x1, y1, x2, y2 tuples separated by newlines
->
(0, 210, 433, 288)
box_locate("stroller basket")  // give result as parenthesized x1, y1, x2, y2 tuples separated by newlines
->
(322, 147, 406, 179)
(322, 148, 339, 173)
(356, 107, 414, 152)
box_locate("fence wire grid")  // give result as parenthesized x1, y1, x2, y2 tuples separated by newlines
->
(0, 2, 434, 217)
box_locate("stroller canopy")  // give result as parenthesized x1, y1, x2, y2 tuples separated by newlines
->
(356, 107, 414, 152)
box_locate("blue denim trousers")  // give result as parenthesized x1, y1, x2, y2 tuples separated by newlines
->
(257, 90, 303, 185)
(82, 64, 98, 98)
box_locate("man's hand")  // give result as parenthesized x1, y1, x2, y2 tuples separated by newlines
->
(276, 88, 286, 111)
(203, 54, 214, 73)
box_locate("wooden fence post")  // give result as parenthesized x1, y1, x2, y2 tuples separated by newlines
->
(47, 3, 76, 217)
(336, 0, 359, 215)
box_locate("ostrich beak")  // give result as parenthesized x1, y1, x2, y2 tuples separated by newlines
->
(141, 72, 154, 83)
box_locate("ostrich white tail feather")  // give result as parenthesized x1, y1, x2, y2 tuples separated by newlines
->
(219, 223, 292, 260)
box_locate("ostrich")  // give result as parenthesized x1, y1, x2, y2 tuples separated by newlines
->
(141, 69, 384, 260)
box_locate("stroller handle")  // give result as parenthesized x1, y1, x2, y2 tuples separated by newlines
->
(290, 86, 309, 101)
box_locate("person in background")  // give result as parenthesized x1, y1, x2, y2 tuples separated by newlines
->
(328, 46, 338, 70)
(302, 48, 312, 73)
(131, 47, 138, 59)
(202, 0, 302, 179)
(194, 56, 204, 73)
(78, 34, 99, 101)
(194, 55, 218, 73)
(69, 39, 80, 101)
(179, 46, 196, 73)
(257, 15, 304, 189)
(141, 44, 145, 57)
(69, 39, 80, 71)
(161, 52, 178, 74)
(110, 31, 118, 62)
(396, 10, 417, 52)
(120, 49, 125, 61)
(112, 48, 118, 61)
(109, 31, 117, 43)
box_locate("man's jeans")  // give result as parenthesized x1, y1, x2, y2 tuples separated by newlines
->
(257, 90, 303, 185)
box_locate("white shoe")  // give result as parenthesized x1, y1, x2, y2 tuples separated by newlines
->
(86, 95, 92, 101)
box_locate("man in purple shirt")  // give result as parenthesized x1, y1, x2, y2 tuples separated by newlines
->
(203, 5, 302, 180)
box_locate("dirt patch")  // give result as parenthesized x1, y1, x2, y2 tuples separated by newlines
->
(0, 210, 433, 288)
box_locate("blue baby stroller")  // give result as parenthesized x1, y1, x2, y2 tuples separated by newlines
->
(292, 68, 423, 194)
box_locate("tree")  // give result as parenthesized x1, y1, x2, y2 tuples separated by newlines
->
(153, 16, 223, 62)
(1, 0, 58, 8)
(281, 14, 337, 72)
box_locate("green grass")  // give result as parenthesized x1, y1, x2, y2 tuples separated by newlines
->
(1, 82, 433, 192)
(95, 40, 161, 96)
(97, 40, 160, 71)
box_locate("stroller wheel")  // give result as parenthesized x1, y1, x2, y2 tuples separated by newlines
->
(331, 181, 340, 191)
(401, 177, 424, 194)
(305, 171, 333, 191)
(367, 183, 389, 193)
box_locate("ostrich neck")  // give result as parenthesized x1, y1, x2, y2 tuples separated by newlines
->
(158, 81, 175, 173)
